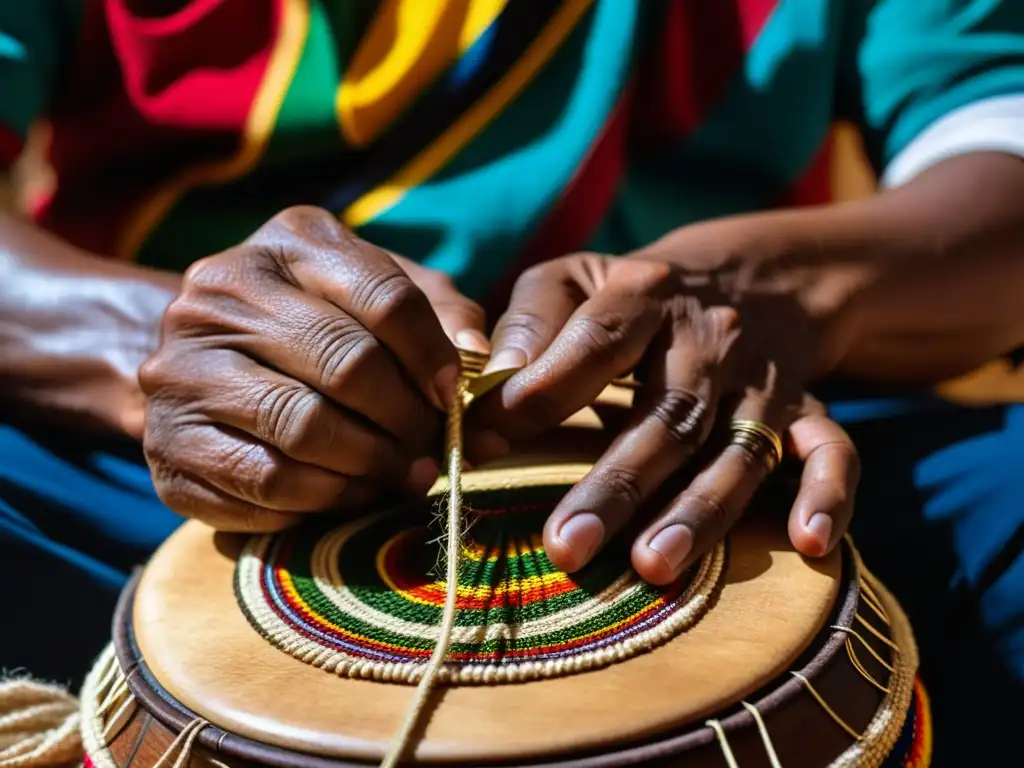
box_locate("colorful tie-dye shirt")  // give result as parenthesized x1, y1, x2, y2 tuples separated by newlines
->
(2, 0, 1024, 305)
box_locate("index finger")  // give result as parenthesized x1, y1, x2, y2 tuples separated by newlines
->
(474, 290, 663, 442)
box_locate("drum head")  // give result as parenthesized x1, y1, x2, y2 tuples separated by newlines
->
(133, 473, 840, 764)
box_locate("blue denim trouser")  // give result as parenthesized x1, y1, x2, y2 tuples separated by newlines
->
(2, 391, 1022, 765)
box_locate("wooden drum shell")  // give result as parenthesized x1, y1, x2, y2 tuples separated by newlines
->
(87, 538, 906, 768)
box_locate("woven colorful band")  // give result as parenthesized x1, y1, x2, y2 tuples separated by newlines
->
(235, 487, 725, 685)
(887, 677, 933, 768)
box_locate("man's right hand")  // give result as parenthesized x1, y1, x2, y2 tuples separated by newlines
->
(140, 206, 488, 532)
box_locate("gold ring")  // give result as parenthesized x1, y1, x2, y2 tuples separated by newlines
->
(730, 419, 784, 472)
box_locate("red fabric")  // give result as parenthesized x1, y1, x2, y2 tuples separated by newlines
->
(0, 124, 23, 167)
(634, 0, 780, 144)
(484, 86, 633, 317)
(38, 0, 282, 256)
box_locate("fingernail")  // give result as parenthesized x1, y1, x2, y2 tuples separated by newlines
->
(557, 513, 605, 569)
(455, 329, 490, 354)
(406, 457, 440, 494)
(482, 347, 528, 376)
(648, 524, 694, 573)
(807, 513, 833, 553)
(433, 363, 461, 410)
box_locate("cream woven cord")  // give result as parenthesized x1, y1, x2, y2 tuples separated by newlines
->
(379, 374, 469, 768)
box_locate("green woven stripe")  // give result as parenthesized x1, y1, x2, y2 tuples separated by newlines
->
(273, 499, 688, 656)
(286, 517, 634, 631)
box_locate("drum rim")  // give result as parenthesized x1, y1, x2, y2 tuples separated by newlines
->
(111, 542, 859, 768)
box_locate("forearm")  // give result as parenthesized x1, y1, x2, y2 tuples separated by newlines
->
(807, 152, 1024, 382)
(0, 211, 180, 437)
(636, 152, 1024, 384)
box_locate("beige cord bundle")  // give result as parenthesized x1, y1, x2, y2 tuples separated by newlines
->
(0, 678, 81, 768)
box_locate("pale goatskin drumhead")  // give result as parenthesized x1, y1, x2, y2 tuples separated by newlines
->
(133, 498, 840, 764)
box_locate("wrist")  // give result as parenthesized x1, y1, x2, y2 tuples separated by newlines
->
(0, 215, 180, 437)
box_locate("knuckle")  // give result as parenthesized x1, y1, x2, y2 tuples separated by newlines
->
(351, 269, 425, 326)
(313, 319, 383, 395)
(160, 292, 210, 335)
(239, 446, 284, 507)
(683, 488, 732, 531)
(138, 352, 171, 394)
(267, 205, 338, 236)
(649, 389, 710, 446)
(567, 313, 627, 355)
(495, 309, 550, 350)
(600, 466, 645, 508)
(255, 384, 327, 459)
(180, 255, 220, 290)
(251, 207, 358, 269)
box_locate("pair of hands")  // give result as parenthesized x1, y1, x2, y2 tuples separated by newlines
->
(141, 207, 860, 585)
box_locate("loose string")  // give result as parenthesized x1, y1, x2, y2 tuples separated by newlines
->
(791, 671, 863, 741)
(705, 719, 739, 768)
(708, 703, 784, 768)
(379, 375, 469, 768)
(151, 719, 209, 768)
(740, 702, 783, 768)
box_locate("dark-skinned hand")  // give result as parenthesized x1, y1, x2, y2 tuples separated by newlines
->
(471, 252, 861, 585)
(140, 206, 501, 532)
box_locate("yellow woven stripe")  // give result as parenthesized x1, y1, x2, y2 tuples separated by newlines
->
(375, 533, 569, 607)
(462, 532, 545, 561)
(115, 0, 310, 259)
(342, 0, 594, 227)
(908, 679, 934, 768)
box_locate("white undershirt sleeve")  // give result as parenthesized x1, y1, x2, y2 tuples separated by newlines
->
(881, 94, 1024, 188)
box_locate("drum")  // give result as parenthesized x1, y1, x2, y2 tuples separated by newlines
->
(78, 378, 932, 768)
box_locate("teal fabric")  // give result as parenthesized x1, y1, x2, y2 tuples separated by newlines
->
(0, 1, 80, 147)
(852, 0, 1024, 168)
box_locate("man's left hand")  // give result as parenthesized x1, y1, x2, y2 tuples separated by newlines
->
(471, 252, 860, 585)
